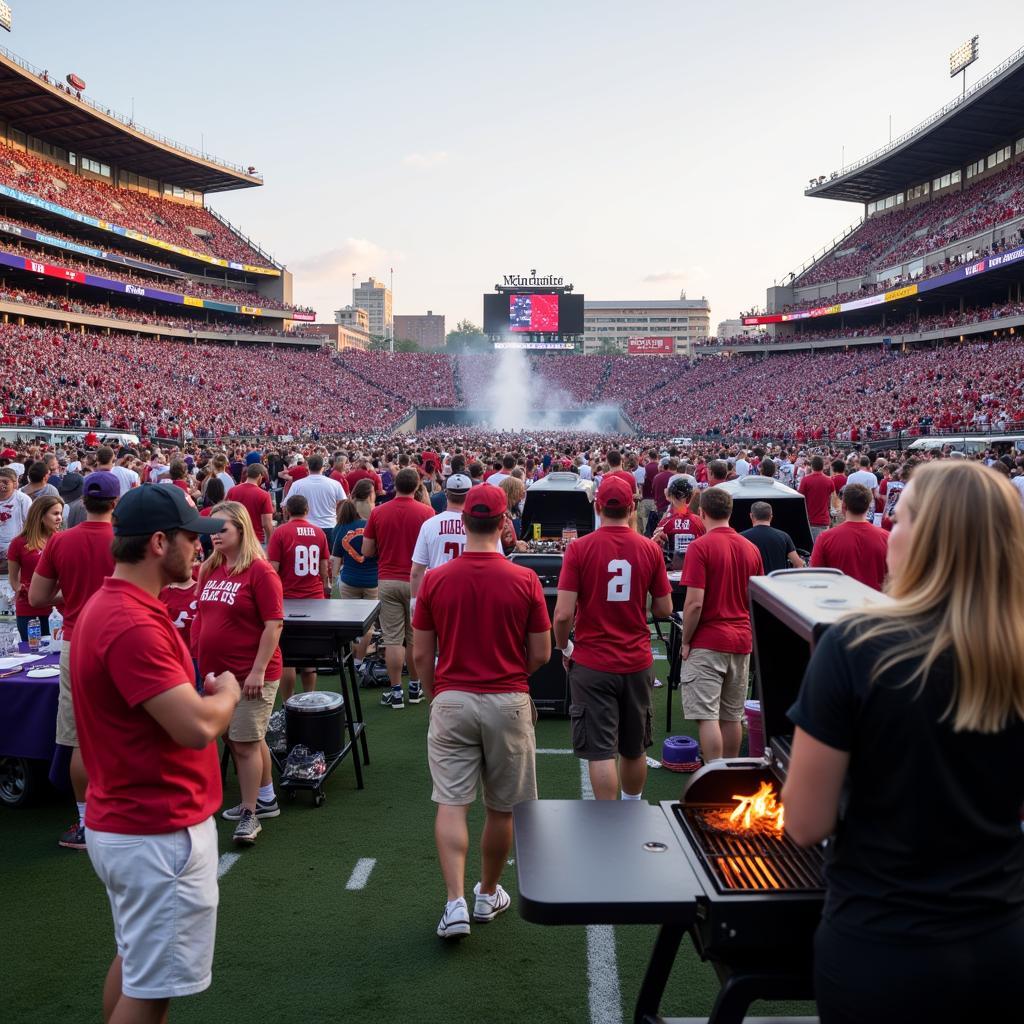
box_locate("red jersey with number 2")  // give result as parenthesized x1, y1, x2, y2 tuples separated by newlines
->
(558, 525, 671, 674)
(267, 518, 329, 599)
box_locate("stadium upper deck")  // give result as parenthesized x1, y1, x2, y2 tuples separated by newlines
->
(737, 44, 1024, 349)
(0, 45, 305, 344)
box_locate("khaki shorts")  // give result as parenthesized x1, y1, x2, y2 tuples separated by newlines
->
(86, 817, 218, 999)
(227, 678, 280, 742)
(56, 640, 77, 747)
(638, 498, 656, 529)
(378, 579, 411, 647)
(427, 690, 537, 812)
(681, 648, 749, 721)
(338, 582, 379, 601)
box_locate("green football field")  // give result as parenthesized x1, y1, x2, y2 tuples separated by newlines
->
(4, 652, 813, 1024)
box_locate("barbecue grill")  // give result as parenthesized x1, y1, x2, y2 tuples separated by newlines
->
(658, 569, 891, 1022)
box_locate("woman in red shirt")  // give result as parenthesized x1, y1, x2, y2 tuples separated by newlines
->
(193, 500, 283, 845)
(7, 494, 63, 642)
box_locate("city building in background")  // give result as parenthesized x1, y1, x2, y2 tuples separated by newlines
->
(717, 318, 764, 340)
(583, 296, 711, 355)
(306, 321, 371, 351)
(352, 277, 392, 341)
(334, 305, 370, 333)
(394, 310, 445, 350)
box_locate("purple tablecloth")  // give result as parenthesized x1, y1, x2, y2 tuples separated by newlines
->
(0, 644, 62, 760)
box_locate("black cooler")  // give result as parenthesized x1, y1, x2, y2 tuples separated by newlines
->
(716, 475, 814, 554)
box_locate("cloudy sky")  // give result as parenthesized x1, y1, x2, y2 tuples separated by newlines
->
(12, 2, 1021, 328)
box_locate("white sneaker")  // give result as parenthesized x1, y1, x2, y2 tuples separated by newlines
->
(646, 755, 662, 769)
(437, 898, 471, 939)
(653, 677, 665, 688)
(472, 882, 511, 922)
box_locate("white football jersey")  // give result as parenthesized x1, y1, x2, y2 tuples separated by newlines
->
(411, 510, 502, 569)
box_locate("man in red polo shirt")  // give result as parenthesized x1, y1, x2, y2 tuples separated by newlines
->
(553, 475, 672, 801)
(810, 483, 889, 590)
(680, 486, 764, 762)
(362, 466, 434, 708)
(268, 493, 330, 702)
(72, 485, 238, 1024)
(227, 464, 274, 544)
(798, 455, 834, 546)
(412, 483, 551, 939)
(30, 470, 118, 850)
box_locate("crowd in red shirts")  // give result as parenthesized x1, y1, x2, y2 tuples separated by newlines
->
(0, 144, 272, 267)
(794, 159, 1024, 287)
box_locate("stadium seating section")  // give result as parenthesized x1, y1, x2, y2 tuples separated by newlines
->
(794, 159, 1024, 287)
(0, 144, 272, 267)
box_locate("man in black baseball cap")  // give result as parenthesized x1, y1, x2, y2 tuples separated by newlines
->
(71, 486, 237, 1023)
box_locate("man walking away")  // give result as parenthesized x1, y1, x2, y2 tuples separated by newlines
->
(362, 467, 434, 708)
(268, 494, 330, 702)
(809, 483, 889, 590)
(287, 454, 347, 550)
(741, 501, 804, 573)
(227, 464, 274, 545)
(553, 476, 672, 801)
(798, 455, 834, 546)
(73, 485, 238, 1024)
(30, 471, 118, 849)
(413, 484, 550, 939)
(680, 487, 764, 763)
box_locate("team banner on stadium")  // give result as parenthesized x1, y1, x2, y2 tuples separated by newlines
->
(741, 243, 1024, 327)
(627, 336, 675, 354)
(0, 184, 281, 277)
(0, 245, 297, 318)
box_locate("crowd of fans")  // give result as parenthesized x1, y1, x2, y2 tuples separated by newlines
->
(795, 159, 1024, 287)
(0, 144, 272, 267)
(0, 284, 318, 341)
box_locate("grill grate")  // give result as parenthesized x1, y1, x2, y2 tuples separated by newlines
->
(676, 804, 825, 894)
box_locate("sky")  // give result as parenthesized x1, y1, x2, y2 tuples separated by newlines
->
(7, 2, 1022, 329)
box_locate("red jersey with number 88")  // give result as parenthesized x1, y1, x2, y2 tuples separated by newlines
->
(558, 525, 671, 674)
(267, 518, 329, 599)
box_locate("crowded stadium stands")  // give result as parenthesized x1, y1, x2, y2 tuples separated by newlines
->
(0, 143, 272, 267)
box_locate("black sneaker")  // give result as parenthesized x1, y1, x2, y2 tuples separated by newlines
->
(408, 683, 424, 704)
(380, 687, 404, 709)
(222, 798, 280, 820)
(58, 822, 86, 850)
(232, 809, 262, 845)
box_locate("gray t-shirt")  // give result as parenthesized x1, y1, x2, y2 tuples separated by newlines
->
(20, 483, 59, 502)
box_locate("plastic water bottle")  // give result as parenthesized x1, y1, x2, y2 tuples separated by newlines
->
(27, 617, 41, 651)
(48, 608, 63, 644)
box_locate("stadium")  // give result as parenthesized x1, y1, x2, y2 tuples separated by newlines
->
(3, 13, 1024, 1024)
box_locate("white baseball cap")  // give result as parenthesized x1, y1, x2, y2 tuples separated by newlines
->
(446, 473, 473, 492)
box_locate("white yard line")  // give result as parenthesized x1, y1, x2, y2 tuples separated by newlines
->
(537, 748, 574, 755)
(345, 857, 377, 890)
(217, 853, 240, 879)
(579, 761, 623, 1024)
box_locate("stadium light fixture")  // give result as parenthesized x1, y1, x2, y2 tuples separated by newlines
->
(0, 2, 11, 32)
(949, 35, 979, 97)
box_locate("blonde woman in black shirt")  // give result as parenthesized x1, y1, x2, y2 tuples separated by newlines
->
(784, 460, 1024, 1024)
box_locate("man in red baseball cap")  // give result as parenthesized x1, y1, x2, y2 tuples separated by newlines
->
(412, 484, 551, 939)
(553, 475, 672, 800)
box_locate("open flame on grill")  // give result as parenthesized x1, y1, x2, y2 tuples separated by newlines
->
(730, 781, 785, 833)
(702, 781, 786, 837)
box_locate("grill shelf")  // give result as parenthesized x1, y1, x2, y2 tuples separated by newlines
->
(675, 803, 825, 894)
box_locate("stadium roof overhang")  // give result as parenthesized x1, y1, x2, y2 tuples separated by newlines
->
(805, 46, 1024, 204)
(0, 50, 261, 194)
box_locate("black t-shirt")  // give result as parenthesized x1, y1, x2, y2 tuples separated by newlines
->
(741, 524, 794, 574)
(789, 620, 1024, 942)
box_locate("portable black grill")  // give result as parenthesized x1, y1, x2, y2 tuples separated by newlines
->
(658, 569, 891, 1023)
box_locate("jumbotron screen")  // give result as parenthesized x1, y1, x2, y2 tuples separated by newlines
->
(483, 292, 584, 335)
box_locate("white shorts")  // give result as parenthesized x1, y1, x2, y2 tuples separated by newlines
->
(86, 816, 219, 1000)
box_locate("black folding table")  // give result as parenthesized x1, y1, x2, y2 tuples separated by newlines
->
(514, 799, 702, 1023)
(279, 598, 379, 790)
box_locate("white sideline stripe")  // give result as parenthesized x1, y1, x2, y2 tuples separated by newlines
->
(537, 747, 573, 755)
(345, 857, 377, 890)
(217, 853, 240, 879)
(580, 760, 622, 1024)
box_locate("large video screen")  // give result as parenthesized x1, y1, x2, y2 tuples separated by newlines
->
(483, 292, 584, 335)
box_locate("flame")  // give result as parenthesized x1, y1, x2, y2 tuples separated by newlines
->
(728, 781, 785, 833)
